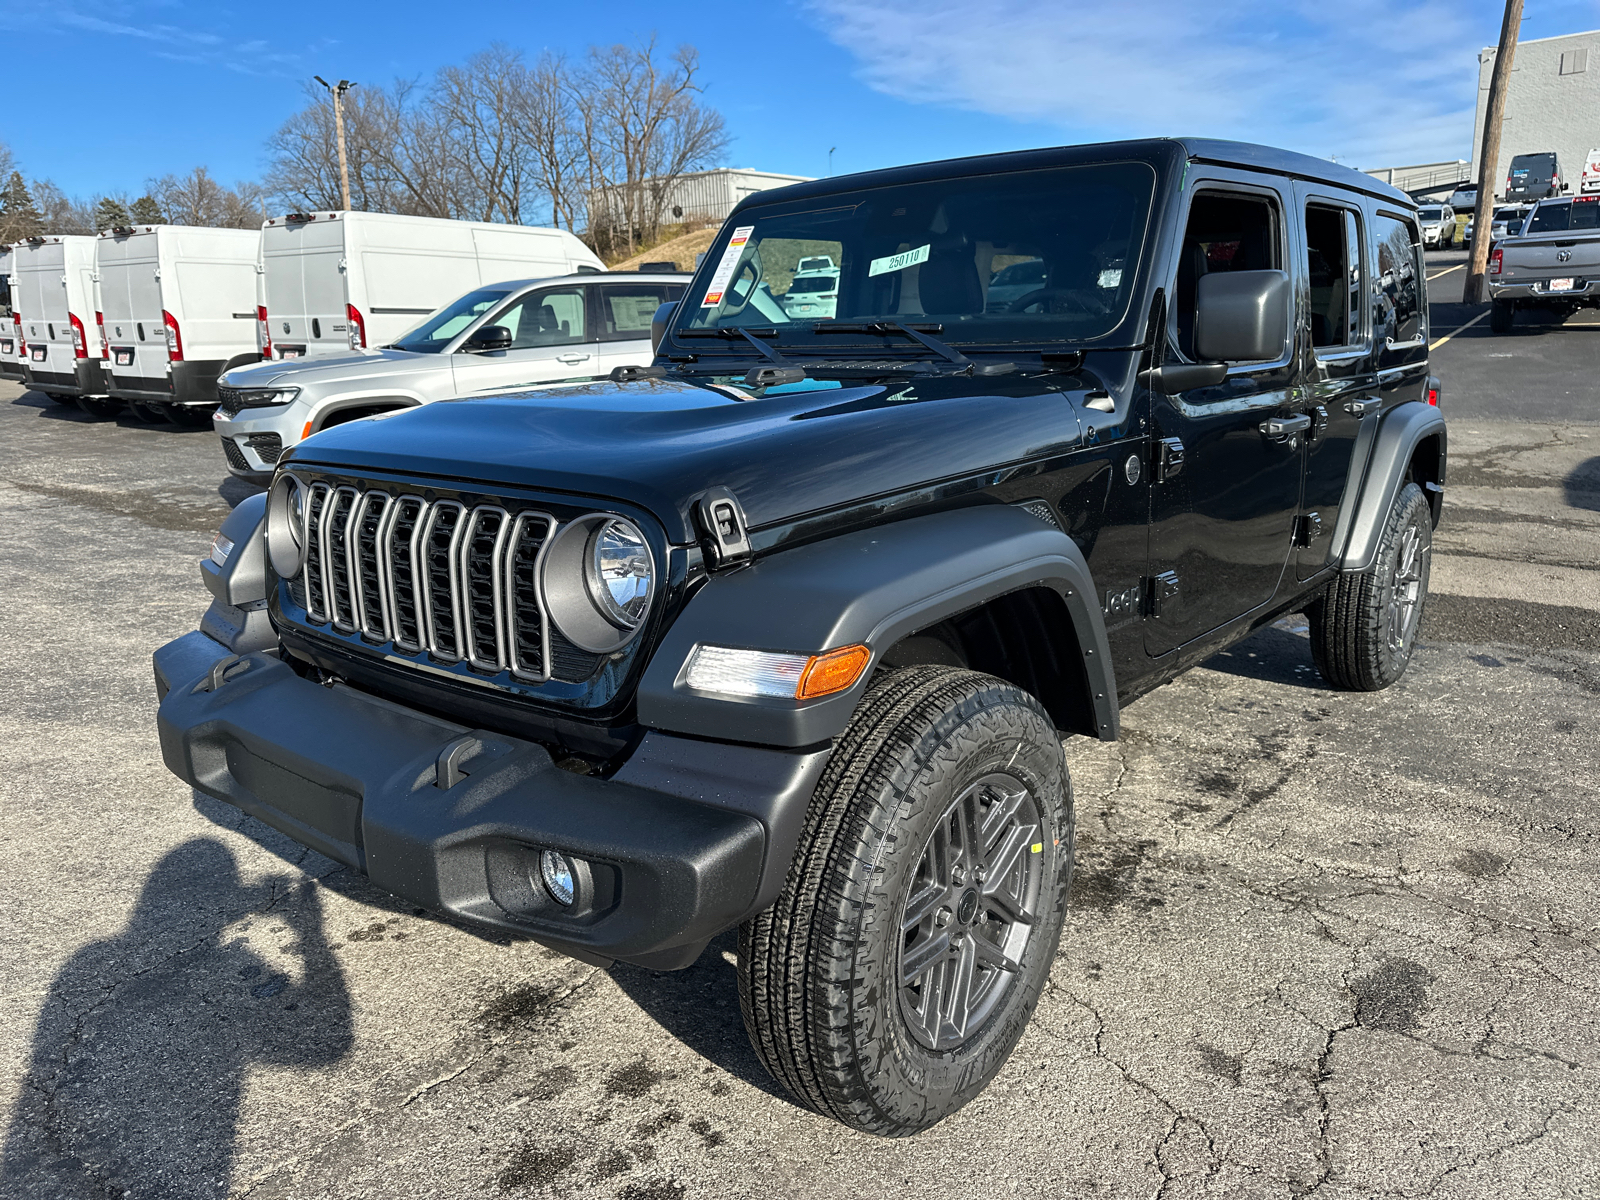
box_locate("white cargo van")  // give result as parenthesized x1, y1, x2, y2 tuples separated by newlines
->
(97, 224, 261, 418)
(259, 211, 605, 363)
(0, 244, 21, 382)
(15, 235, 110, 404)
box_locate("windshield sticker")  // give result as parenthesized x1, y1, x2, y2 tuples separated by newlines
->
(868, 244, 931, 277)
(701, 226, 755, 307)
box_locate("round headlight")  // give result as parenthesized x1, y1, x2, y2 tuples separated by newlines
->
(541, 513, 657, 654)
(586, 519, 653, 630)
(266, 474, 307, 578)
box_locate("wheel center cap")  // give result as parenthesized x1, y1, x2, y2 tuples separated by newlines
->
(956, 888, 980, 925)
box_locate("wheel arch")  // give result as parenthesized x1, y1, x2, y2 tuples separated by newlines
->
(1338, 400, 1447, 573)
(635, 505, 1119, 748)
(309, 393, 425, 434)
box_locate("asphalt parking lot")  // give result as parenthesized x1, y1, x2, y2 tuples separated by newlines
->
(1, 261, 1597, 1199)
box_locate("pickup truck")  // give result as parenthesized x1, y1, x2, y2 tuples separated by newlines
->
(1487, 195, 1600, 331)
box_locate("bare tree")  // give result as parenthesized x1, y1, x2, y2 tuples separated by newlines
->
(148, 168, 269, 229)
(575, 38, 729, 256)
(434, 46, 538, 223)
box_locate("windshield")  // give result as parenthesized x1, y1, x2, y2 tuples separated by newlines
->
(1526, 199, 1600, 234)
(675, 161, 1157, 348)
(389, 286, 513, 353)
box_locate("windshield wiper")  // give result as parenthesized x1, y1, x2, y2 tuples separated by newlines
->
(810, 320, 972, 368)
(676, 326, 791, 364)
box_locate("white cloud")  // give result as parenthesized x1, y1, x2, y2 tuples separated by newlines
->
(805, 0, 1500, 168)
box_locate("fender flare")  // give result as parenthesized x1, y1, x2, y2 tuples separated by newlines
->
(1338, 400, 1447, 573)
(636, 505, 1119, 748)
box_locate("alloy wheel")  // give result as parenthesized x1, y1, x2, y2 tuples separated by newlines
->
(1385, 516, 1430, 653)
(897, 772, 1044, 1052)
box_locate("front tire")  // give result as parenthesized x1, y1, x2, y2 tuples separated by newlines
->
(737, 666, 1072, 1136)
(1309, 482, 1433, 691)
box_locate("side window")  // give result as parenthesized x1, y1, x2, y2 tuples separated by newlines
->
(1305, 204, 1364, 348)
(491, 288, 587, 349)
(595, 283, 684, 342)
(1174, 191, 1283, 362)
(1373, 214, 1422, 344)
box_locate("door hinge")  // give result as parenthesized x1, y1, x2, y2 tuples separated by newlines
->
(1155, 437, 1185, 482)
(695, 486, 752, 570)
(1145, 570, 1181, 618)
(1308, 405, 1329, 443)
(1293, 512, 1323, 548)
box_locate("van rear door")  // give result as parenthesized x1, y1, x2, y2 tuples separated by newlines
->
(100, 234, 167, 387)
(19, 243, 73, 376)
(261, 216, 348, 360)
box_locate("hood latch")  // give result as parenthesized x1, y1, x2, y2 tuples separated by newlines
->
(695, 487, 752, 571)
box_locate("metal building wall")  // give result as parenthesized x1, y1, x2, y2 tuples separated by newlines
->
(1472, 30, 1600, 197)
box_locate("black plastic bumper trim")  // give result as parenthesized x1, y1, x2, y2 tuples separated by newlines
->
(154, 632, 825, 967)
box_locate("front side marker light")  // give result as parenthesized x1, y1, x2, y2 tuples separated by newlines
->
(682, 643, 871, 701)
(209, 531, 235, 567)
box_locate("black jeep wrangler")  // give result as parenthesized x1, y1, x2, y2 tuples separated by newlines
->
(154, 138, 1445, 1136)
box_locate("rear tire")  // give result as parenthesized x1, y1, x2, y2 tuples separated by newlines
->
(74, 396, 123, 420)
(167, 404, 214, 427)
(737, 665, 1073, 1136)
(126, 399, 170, 424)
(1308, 482, 1433, 691)
(1490, 300, 1515, 333)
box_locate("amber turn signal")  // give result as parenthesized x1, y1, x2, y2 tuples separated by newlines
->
(796, 644, 871, 700)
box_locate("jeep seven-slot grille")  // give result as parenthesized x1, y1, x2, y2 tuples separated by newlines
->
(297, 482, 555, 680)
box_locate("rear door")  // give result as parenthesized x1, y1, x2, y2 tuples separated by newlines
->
(262, 217, 347, 360)
(1372, 211, 1428, 409)
(450, 284, 600, 394)
(591, 280, 686, 374)
(1294, 187, 1375, 580)
(102, 234, 167, 384)
(21, 244, 72, 374)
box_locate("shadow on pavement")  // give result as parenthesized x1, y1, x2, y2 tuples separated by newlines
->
(0, 839, 354, 1200)
(609, 929, 793, 1104)
(220, 475, 266, 508)
(1200, 621, 1327, 690)
(1566, 457, 1600, 513)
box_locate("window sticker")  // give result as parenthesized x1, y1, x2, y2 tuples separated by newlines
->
(701, 226, 755, 306)
(868, 244, 930, 277)
(1097, 268, 1123, 288)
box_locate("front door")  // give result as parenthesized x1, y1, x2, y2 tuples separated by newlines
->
(591, 280, 686, 375)
(1296, 189, 1376, 580)
(1145, 183, 1305, 656)
(453, 285, 600, 395)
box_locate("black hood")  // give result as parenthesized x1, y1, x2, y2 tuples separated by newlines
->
(286, 375, 1092, 543)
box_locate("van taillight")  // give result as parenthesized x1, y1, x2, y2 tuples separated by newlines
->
(346, 303, 366, 350)
(68, 313, 87, 359)
(96, 311, 109, 359)
(13, 314, 23, 354)
(163, 310, 184, 361)
(257, 305, 272, 358)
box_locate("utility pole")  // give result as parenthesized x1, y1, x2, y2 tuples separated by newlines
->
(828, 147, 836, 177)
(1464, 0, 1522, 304)
(314, 76, 356, 211)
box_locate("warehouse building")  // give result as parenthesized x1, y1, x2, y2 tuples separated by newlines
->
(1472, 29, 1600, 197)
(588, 168, 812, 232)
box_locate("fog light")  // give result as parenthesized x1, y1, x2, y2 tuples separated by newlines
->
(540, 850, 576, 906)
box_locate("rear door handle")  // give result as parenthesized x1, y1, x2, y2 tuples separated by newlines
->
(1259, 413, 1312, 442)
(557, 352, 591, 364)
(1345, 397, 1381, 417)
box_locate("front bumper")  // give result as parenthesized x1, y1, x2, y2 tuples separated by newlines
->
(154, 631, 827, 969)
(214, 402, 302, 481)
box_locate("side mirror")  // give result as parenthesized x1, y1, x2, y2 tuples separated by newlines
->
(1194, 270, 1291, 363)
(466, 325, 511, 352)
(650, 301, 677, 356)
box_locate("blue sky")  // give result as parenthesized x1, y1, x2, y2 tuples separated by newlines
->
(5, 0, 1599, 200)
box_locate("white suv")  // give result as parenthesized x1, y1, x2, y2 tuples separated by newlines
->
(214, 272, 686, 483)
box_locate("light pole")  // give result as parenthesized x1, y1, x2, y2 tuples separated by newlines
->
(828, 146, 837, 177)
(314, 75, 356, 211)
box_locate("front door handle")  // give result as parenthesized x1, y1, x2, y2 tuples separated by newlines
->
(1259, 413, 1312, 443)
(557, 352, 591, 364)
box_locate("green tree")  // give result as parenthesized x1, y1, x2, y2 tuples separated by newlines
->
(95, 196, 130, 231)
(128, 194, 164, 224)
(0, 171, 42, 241)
